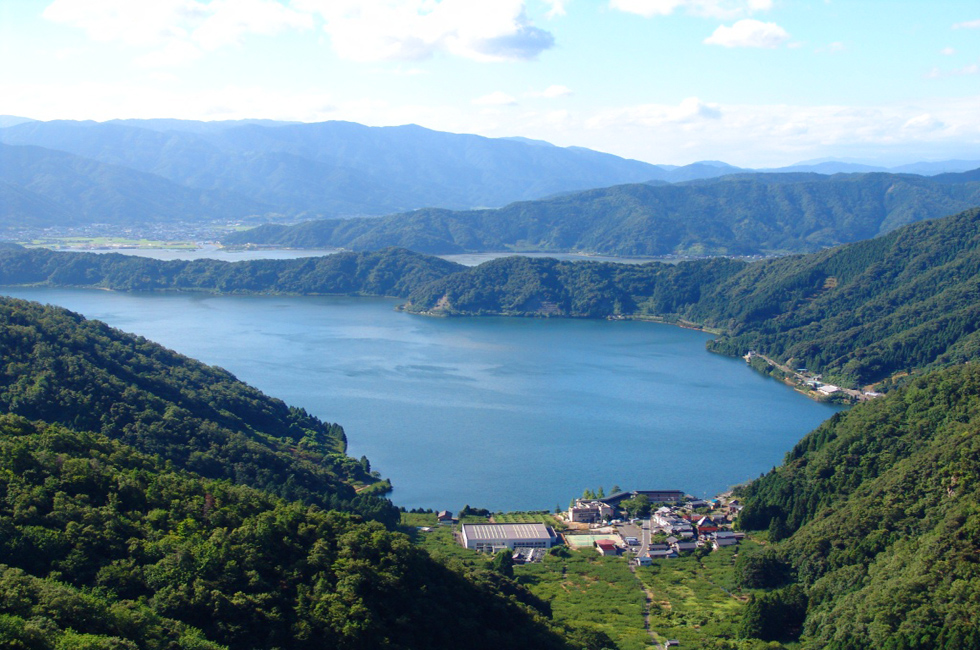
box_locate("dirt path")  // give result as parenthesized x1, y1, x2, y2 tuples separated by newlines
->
(628, 562, 663, 649)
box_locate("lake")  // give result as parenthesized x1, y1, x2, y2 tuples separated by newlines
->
(2, 287, 842, 512)
(73, 245, 672, 266)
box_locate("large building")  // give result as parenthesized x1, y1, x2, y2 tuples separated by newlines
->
(600, 490, 686, 507)
(568, 499, 615, 523)
(460, 523, 559, 553)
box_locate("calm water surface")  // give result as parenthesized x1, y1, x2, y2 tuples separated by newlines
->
(3, 287, 842, 511)
(75, 246, 666, 266)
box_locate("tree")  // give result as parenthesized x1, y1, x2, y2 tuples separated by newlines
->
(768, 515, 789, 542)
(622, 494, 650, 518)
(491, 549, 514, 579)
(734, 548, 791, 589)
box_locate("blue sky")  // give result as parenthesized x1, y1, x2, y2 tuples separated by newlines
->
(1, 0, 978, 166)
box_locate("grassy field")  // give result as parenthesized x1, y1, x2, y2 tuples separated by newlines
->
(399, 512, 770, 649)
(492, 511, 564, 528)
(519, 550, 650, 650)
(634, 543, 766, 648)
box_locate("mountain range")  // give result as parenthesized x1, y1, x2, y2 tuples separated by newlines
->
(0, 118, 661, 226)
(225, 169, 980, 256)
(2, 117, 979, 235)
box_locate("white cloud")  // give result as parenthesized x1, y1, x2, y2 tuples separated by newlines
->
(472, 91, 518, 106)
(294, 0, 555, 62)
(940, 47, 956, 56)
(610, 0, 682, 17)
(43, 0, 313, 66)
(927, 62, 980, 79)
(4, 81, 980, 167)
(193, 0, 312, 50)
(43, 0, 207, 46)
(134, 41, 203, 68)
(544, 0, 568, 18)
(575, 97, 980, 166)
(704, 19, 789, 48)
(529, 84, 572, 98)
(902, 114, 944, 132)
(609, 0, 771, 19)
(952, 19, 980, 29)
(586, 96, 722, 129)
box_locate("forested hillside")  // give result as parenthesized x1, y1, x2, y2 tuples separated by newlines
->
(224, 171, 980, 256)
(0, 296, 396, 524)
(0, 246, 463, 297)
(402, 207, 980, 389)
(732, 363, 980, 648)
(0, 414, 584, 649)
(0, 297, 598, 649)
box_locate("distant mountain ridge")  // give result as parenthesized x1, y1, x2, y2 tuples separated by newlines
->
(225, 169, 980, 256)
(0, 118, 665, 224)
(0, 143, 266, 227)
(2, 117, 978, 234)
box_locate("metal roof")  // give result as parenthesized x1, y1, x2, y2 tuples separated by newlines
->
(461, 523, 554, 541)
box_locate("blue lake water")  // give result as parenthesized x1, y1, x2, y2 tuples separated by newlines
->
(2, 287, 842, 512)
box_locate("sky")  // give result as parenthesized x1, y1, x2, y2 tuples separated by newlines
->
(1, 0, 978, 167)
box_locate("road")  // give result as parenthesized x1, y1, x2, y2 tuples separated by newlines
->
(746, 351, 869, 401)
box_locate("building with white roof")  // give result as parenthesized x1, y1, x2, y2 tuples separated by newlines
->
(460, 523, 558, 553)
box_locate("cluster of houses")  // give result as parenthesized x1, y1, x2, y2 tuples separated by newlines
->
(440, 490, 746, 565)
(569, 491, 746, 563)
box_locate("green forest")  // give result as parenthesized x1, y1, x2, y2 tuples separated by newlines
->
(732, 362, 980, 649)
(223, 171, 980, 257)
(0, 296, 604, 649)
(0, 246, 462, 298)
(4, 206, 980, 646)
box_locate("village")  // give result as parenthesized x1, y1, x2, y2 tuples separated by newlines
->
(427, 489, 745, 565)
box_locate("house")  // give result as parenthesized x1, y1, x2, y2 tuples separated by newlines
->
(437, 510, 453, 524)
(460, 523, 558, 553)
(634, 553, 652, 566)
(672, 539, 698, 553)
(695, 516, 720, 534)
(595, 539, 619, 556)
(713, 530, 738, 549)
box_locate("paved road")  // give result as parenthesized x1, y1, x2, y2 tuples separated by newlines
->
(616, 521, 652, 555)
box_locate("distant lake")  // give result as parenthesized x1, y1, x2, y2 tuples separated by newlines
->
(3, 287, 842, 512)
(71, 246, 671, 266)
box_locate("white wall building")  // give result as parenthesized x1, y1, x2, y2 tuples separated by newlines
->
(460, 523, 558, 553)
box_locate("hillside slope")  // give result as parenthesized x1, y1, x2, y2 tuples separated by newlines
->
(0, 246, 463, 297)
(402, 207, 980, 389)
(0, 413, 581, 650)
(0, 295, 397, 523)
(224, 171, 980, 256)
(734, 363, 980, 648)
(0, 143, 265, 228)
